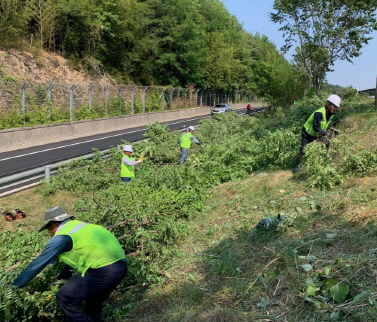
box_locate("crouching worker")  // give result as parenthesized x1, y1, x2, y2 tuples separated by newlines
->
(121, 144, 143, 182)
(294, 94, 341, 172)
(12, 207, 127, 322)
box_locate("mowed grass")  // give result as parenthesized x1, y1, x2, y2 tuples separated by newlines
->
(122, 113, 377, 322)
(123, 171, 377, 322)
(1, 110, 376, 322)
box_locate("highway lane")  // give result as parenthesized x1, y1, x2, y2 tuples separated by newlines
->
(0, 106, 262, 177)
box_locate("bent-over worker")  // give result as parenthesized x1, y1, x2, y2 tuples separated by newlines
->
(180, 126, 203, 165)
(12, 206, 127, 322)
(294, 94, 341, 172)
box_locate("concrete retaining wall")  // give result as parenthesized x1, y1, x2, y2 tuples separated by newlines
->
(0, 106, 212, 152)
(0, 103, 259, 152)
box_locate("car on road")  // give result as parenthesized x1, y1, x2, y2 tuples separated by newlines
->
(211, 103, 232, 116)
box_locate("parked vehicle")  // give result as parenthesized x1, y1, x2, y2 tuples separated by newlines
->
(211, 103, 232, 116)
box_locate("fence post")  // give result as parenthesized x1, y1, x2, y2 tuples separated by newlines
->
(178, 88, 182, 109)
(88, 84, 95, 111)
(142, 87, 148, 113)
(70, 85, 76, 121)
(21, 82, 28, 125)
(160, 88, 166, 110)
(44, 165, 51, 184)
(131, 87, 136, 114)
(104, 85, 110, 116)
(47, 84, 54, 121)
(118, 88, 123, 115)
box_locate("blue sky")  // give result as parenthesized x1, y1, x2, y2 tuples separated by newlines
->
(221, 0, 377, 90)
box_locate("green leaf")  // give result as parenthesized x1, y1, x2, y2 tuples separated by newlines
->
(301, 263, 312, 272)
(296, 207, 303, 214)
(330, 284, 349, 303)
(305, 277, 323, 287)
(325, 266, 332, 276)
(326, 279, 339, 289)
(257, 297, 269, 308)
(306, 285, 318, 296)
(330, 311, 340, 320)
(354, 290, 371, 301)
(326, 233, 337, 240)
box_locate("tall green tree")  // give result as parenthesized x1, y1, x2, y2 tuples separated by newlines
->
(271, 0, 377, 95)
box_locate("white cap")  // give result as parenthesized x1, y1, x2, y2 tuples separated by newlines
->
(327, 94, 341, 107)
(188, 126, 195, 131)
(123, 145, 133, 152)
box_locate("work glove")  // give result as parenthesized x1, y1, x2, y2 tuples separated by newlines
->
(201, 145, 204, 148)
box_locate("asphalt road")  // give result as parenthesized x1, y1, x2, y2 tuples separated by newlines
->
(0, 106, 262, 178)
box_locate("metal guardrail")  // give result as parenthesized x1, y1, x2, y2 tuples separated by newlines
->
(0, 108, 265, 197)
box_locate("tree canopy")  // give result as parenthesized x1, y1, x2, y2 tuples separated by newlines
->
(271, 0, 377, 95)
(0, 0, 308, 106)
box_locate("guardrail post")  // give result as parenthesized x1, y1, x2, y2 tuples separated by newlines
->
(131, 87, 136, 114)
(160, 88, 166, 110)
(70, 85, 76, 121)
(88, 84, 95, 111)
(104, 85, 110, 116)
(142, 87, 147, 113)
(47, 84, 54, 121)
(21, 82, 29, 125)
(44, 165, 51, 184)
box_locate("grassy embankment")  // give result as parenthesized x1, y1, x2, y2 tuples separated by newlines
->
(1, 96, 376, 321)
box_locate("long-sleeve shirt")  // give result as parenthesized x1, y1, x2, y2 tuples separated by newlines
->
(12, 235, 73, 287)
(122, 156, 140, 166)
(312, 112, 329, 135)
(179, 135, 201, 146)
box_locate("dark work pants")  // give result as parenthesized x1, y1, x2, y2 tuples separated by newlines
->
(56, 260, 127, 322)
(295, 127, 330, 168)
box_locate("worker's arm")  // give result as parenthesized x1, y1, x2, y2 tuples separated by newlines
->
(123, 156, 141, 166)
(190, 135, 202, 145)
(312, 112, 328, 135)
(11, 235, 73, 288)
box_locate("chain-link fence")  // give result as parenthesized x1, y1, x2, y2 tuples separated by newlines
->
(0, 81, 255, 128)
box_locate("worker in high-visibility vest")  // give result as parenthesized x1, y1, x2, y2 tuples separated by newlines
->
(12, 206, 127, 322)
(121, 145, 143, 182)
(180, 126, 203, 165)
(294, 94, 341, 172)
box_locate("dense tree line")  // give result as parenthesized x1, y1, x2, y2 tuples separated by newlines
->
(0, 0, 308, 106)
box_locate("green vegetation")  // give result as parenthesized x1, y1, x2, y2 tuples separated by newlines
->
(0, 0, 308, 107)
(0, 93, 376, 321)
(271, 0, 377, 94)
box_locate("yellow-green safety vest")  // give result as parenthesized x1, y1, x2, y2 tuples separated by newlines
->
(180, 133, 192, 149)
(121, 156, 135, 178)
(55, 220, 125, 276)
(304, 107, 334, 137)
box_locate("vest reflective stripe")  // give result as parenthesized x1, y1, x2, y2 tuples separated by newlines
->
(55, 220, 125, 276)
(181, 133, 192, 149)
(121, 156, 135, 178)
(68, 222, 86, 234)
(304, 107, 334, 137)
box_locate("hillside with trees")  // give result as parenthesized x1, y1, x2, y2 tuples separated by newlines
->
(0, 0, 310, 108)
